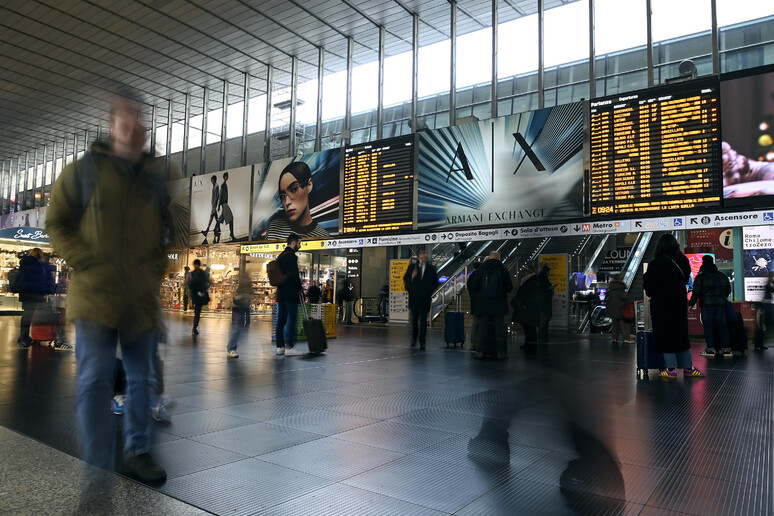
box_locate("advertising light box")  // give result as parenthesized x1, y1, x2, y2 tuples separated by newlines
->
(720, 64, 774, 207)
(417, 102, 584, 230)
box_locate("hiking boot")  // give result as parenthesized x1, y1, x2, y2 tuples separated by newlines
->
(111, 395, 125, 415)
(699, 349, 717, 357)
(124, 453, 166, 483)
(684, 367, 705, 377)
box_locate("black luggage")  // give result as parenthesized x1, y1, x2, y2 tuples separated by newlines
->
(727, 311, 748, 353)
(636, 329, 664, 379)
(444, 311, 465, 348)
(300, 295, 327, 355)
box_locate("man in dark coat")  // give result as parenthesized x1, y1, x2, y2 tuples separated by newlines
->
(512, 265, 540, 347)
(17, 247, 54, 347)
(689, 255, 731, 357)
(471, 252, 513, 359)
(186, 259, 210, 336)
(403, 248, 438, 349)
(276, 233, 303, 356)
(643, 233, 704, 378)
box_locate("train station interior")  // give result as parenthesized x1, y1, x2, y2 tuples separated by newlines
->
(1, 1, 773, 514)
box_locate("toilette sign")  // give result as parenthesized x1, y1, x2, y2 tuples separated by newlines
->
(0, 227, 49, 243)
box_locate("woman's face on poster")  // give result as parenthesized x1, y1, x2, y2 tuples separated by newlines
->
(279, 172, 312, 223)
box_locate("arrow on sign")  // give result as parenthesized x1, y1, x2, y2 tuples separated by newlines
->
(573, 225, 581, 232)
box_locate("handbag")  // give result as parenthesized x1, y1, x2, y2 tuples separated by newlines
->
(622, 303, 635, 322)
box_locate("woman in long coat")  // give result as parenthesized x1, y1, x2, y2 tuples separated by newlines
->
(643, 233, 705, 379)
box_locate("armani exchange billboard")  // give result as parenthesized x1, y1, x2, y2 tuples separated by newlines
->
(417, 102, 584, 231)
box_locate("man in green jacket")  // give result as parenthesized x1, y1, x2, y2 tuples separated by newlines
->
(46, 92, 170, 485)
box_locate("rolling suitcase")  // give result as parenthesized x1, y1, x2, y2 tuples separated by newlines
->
(444, 312, 465, 348)
(444, 294, 465, 348)
(300, 294, 327, 355)
(636, 329, 664, 379)
(30, 305, 58, 344)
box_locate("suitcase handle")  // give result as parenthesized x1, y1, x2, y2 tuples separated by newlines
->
(299, 292, 310, 322)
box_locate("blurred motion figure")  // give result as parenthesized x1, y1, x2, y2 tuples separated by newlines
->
(46, 91, 171, 486)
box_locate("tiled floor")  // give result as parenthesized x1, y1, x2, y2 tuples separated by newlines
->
(0, 312, 772, 515)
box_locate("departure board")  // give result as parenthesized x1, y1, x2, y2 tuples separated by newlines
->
(340, 134, 416, 234)
(588, 78, 722, 216)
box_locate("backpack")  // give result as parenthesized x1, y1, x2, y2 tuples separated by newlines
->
(267, 260, 285, 287)
(480, 267, 503, 298)
(7, 267, 21, 293)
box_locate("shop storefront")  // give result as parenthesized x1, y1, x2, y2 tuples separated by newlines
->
(0, 227, 61, 313)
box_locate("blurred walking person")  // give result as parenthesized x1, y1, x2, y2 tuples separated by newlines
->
(606, 273, 632, 344)
(227, 269, 253, 358)
(187, 259, 210, 335)
(47, 91, 171, 487)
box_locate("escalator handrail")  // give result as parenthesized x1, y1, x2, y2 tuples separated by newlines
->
(621, 232, 652, 289)
(582, 234, 610, 277)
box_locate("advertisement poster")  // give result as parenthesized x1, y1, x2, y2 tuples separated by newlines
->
(417, 102, 583, 231)
(685, 253, 715, 300)
(251, 149, 340, 242)
(538, 254, 569, 328)
(167, 177, 190, 249)
(685, 228, 733, 260)
(389, 259, 410, 322)
(189, 165, 253, 246)
(741, 225, 774, 301)
(598, 247, 632, 273)
(720, 68, 774, 201)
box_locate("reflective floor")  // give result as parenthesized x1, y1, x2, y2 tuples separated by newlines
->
(0, 313, 771, 515)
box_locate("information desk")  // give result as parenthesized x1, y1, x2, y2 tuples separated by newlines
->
(340, 134, 416, 234)
(588, 78, 722, 216)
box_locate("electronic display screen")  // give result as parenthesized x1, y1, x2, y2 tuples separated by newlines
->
(720, 65, 774, 208)
(588, 78, 722, 216)
(340, 134, 416, 235)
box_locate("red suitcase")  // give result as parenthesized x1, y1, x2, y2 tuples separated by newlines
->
(30, 306, 60, 343)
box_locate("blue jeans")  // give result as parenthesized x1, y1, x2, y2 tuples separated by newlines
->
(276, 301, 299, 349)
(75, 319, 155, 471)
(701, 305, 730, 351)
(228, 307, 250, 352)
(663, 349, 693, 369)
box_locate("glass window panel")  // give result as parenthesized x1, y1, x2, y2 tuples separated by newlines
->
(383, 49, 412, 108)
(545, 0, 589, 68)
(155, 125, 168, 156)
(170, 122, 185, 154)
(595, 0, 647, 75)
(296, 79, 318, 127)
(248, 93, 267, 134)
(226, 101, 244, 139)
(352, 59, 378, 115)
(207, 106, 222, 145)
(321, 69, 346, 121)
(499, 13, 538, 79)
(457, 27, 492, 90)
(652, 0, 711, 67)
(418, 38, 450, 99)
